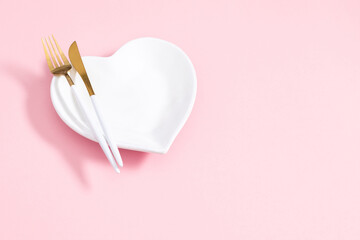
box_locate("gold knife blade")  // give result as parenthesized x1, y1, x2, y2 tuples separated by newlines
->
(68, 41, 95, 96)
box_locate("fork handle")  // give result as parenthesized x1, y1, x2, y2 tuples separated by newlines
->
(70, 85, 120, 173)
(90, 95, 123, 167)
(64, 73, 74, 86)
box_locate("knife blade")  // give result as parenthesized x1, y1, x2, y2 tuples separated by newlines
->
(68, 41, 95, 96)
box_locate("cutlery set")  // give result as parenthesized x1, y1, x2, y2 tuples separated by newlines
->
(42, 36, 123, 173)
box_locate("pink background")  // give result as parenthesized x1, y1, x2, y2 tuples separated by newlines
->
(1, 0, 360, 239)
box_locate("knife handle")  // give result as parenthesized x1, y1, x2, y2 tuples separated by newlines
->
(90, 95, 123, 167)
(70, 85, 120, 173)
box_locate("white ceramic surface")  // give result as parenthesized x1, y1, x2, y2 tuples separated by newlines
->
(50, 37, 197, 153)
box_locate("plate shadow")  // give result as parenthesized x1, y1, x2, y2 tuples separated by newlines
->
(2, 62, 148, 187)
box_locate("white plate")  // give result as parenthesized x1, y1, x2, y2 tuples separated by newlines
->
(50, 37, 197, 153)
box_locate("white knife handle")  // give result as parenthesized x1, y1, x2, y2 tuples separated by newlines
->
(90, 95, 123, 167)
(70, 85, 120, 173)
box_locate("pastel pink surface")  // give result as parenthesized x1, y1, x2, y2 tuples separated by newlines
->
(1, 0, 360, 239)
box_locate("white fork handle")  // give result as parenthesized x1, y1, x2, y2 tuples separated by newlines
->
(90, 95, 123, 167)
(70, 85, 120, 173)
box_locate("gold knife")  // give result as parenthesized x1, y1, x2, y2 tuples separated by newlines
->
(69, 41, 124, 169)
(68, 42, 95, 95)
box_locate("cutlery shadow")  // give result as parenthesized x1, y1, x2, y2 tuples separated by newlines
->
(2, 62, 147, 187)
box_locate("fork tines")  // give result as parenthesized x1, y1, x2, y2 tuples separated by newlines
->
(41, 35, 70, 70)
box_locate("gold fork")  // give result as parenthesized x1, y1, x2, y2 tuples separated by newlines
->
(42, 36, 121, 173)
(41, 36, 74, 86)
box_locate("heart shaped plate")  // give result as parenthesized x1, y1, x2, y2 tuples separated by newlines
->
(50, 37, 197, 153)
